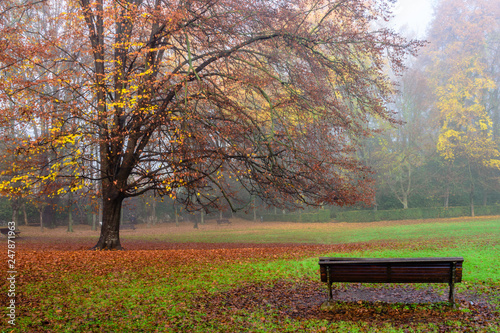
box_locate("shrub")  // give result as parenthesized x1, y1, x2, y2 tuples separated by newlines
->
(336, 204, 500, 222)
(262, 209, 331, 222)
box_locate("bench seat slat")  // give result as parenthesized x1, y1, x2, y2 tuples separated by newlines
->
(319, 257, 464, 263)
(320, 266, 462, 283)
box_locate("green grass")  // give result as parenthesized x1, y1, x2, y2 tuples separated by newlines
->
(124, 218, 500, 245)
(9, 218, 500, 332)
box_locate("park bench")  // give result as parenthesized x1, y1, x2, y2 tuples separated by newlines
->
(216, 219, 231, 225)
(120, 223, 136, 230)
(99, 222, 136, 230)
(0, 227, 21, 237)
(319, 257, 464, 306)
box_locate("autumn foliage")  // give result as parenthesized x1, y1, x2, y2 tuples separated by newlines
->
(0, 1, 420, 249)
(424, 0, 500, 215)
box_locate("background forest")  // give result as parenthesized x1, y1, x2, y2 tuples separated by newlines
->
(1, 0, 499, 228)
(366, 0, 500, 214)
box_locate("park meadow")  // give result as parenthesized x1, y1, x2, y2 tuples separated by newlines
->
(1, 0, 499, 332)
(1, 216, 499, 332)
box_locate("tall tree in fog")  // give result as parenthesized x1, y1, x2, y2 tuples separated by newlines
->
(374, 67, 433, 209)
(0, 0, 420, 249)
(435, 57, 498, 216)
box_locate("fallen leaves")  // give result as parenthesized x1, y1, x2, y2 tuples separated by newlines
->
(1, 232, 498, 332)
(194, 279, 500, 331)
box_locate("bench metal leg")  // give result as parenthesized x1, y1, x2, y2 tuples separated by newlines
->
(327, 266, 333, 302)
(320, 266, 334, 310)
(449, 262, 456, 307)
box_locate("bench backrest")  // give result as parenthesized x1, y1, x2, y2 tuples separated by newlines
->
(319, 257, 463, 284)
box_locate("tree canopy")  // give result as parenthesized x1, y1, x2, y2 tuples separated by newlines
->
(0, 0, 420, 249)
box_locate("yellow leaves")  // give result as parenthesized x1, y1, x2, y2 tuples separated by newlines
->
(437, 129, 461, 161)
(436, 55, 499, 166)
(485, 159, 500, 170)
(0, 127, 84, 199)
(0, 175, 29, 195)
(137, 68, 153, 77)
(478, 118, 491, 132)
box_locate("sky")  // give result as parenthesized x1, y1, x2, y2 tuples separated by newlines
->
(389, 0, 435, 38)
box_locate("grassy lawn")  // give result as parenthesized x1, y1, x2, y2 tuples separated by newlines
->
(2, 217, 499, 332)
(124, 216, 500, 244)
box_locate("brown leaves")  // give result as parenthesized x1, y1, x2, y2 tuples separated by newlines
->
(1, 230, 393, 290)
(195, 279, 499, 330)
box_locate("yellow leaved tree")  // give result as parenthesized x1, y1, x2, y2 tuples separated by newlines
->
(436, 57, 499, 216)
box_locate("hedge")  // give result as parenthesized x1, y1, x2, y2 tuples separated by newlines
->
(336, 205, 500, 223)
(262, 209, 330, 223)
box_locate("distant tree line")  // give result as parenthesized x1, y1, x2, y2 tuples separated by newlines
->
(361, 0, 500, 215)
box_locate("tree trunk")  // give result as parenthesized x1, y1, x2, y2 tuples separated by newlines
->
(38, 207, 44, 232)
(402, 193, 408, 209)
(12, 208, 18, 224)
(98, 199, 103, 226)
(468, 163, 475, 218)
(68, 206, 74, 232)
(22, 202, 28, 226)
(11, 201, 19, 224)
(91, 191, 124, 250)
(443, 164, 451, 208)
(152, 199, 157, 225)
(92, 211, 97, 231)
(470, 183, 475, 218)
(253, 197, 257, 222)
(92, 176, 100, 231)
(443, 183, 450, 208)
(175, 204, 179, 227)
(67, 193, 74, 232)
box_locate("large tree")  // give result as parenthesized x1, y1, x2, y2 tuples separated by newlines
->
(436, 57, 499, 216)
(0, 0, 420, 249)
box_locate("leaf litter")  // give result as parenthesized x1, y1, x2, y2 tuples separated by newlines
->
(1, 234, 499, 331)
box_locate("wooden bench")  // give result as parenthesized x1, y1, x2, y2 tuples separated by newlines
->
(216, 219, 231, 225)
(99, 222, 136, 230)
(120, 223, 136, 230)
(319, 257, 464, 306)
(0, 228, 21, 237)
